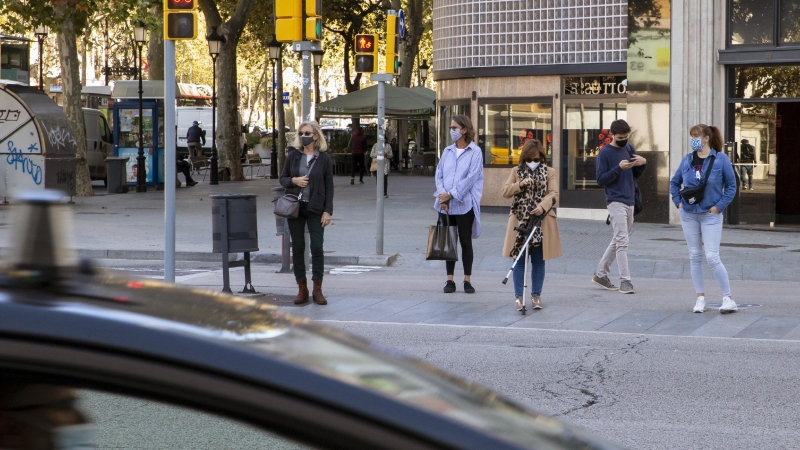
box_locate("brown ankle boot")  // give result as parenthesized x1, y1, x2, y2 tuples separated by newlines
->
(312, 279, 327, 305)
(293, 279, 309, 305)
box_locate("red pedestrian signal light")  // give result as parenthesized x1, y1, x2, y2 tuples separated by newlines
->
(356, 34, 376, 52)
(165, 0, 196, 9)
(354, 34, 378, 74)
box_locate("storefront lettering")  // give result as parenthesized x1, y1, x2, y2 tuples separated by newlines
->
(6, 141, 43, 185)
(564, 77, 627, 96)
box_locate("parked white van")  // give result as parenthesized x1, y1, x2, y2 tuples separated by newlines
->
(176, 106, 214, 157)
(83, 108, 113, 183)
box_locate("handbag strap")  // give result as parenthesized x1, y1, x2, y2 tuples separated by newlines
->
(295, 154, 319, 201)
(438, 209, 450, 227)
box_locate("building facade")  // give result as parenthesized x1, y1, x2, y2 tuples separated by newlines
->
(433, 0, 800, 226)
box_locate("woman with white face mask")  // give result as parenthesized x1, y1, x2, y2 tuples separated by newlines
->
(669, 123, 738, 314)
(501, 139, 562, 311)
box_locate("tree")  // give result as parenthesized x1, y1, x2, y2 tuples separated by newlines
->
(198, 0, 257, 181)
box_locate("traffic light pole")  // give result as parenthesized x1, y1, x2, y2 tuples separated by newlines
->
(164, 40, 177, 283)
(370, 73, 393, 256)
(292, 41, 321, 122)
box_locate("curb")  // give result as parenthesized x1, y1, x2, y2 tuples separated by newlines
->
(73, 249, 400, 267)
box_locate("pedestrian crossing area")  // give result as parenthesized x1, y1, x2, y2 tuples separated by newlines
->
(329, 265, 382, 275)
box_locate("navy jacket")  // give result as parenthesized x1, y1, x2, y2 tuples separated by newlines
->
(187, 125, 206, 145)
(596, 144, 646, 206)
(280, 150, 334, 216)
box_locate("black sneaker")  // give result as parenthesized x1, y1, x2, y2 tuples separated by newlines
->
(463, 281, 475, 294)
(443, 280, 456, 293)
(350, 178, 354, 185)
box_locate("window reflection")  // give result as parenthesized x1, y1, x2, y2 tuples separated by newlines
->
(562, 102, 626, 190)
(731, 66, 800, 98)
(730, 0, 774, 45)
(732, 103, 777, 223)
(438, 103, 470, 155)
(781, 0, 800, 43)
(478, 102, 552, 166)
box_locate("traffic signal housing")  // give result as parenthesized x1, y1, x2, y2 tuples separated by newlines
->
(276, 0, 303, 42)
(164, 0, 197, 40)
(354, 34, 378, 74)
(385, 14, 399, 74)
(305, 0, 322, 41)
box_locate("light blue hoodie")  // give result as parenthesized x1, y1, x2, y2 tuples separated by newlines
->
(669, 149, 737, 213)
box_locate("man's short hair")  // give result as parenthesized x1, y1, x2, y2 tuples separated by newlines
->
(192, 121, 199, 125)
(609, 119, 631, 135)
(741, 139, 749, 143)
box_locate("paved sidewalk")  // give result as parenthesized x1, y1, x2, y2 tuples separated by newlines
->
(0, 172, 795, 277)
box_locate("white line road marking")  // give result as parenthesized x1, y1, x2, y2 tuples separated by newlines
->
(329, 266, 382, 275)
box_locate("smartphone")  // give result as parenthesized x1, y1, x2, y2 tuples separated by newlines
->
(628, 158, 637, 162)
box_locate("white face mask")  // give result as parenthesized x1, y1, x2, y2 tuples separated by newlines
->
(526, 161, 540, 171)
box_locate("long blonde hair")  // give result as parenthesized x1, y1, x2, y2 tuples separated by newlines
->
(292, 120, 328, 152)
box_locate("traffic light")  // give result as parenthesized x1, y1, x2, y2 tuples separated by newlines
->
(276, 0, 302, 42)
(354, 34, 378, 74)
(164, 0, 197, 40)
(305, 0, 322, 41)
(385, 13, 399, 74)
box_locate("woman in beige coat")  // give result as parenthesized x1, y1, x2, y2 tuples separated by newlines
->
(501, 139, 562, 311)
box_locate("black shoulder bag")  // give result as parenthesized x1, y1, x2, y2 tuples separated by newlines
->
(679, 153, 716, 205)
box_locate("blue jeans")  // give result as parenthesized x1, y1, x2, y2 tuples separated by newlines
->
(679, 209, 731, 297)
(512, 244, 545, 297)
(738, 165, 753, 188)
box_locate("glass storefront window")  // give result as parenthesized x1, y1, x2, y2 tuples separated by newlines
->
(780, 0, 800, 43)
(562, 101, 626, 190)
(438, 102, 470, 155)
(731, 66, 800, 99)
(730, 0, 774, 45)
(731, 103, 777, 224)
(478, 102, 552, 166)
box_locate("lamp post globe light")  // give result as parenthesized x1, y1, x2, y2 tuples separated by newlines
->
(34, 25, 48, 91)
(419, 59, 429, 86)
(207, 26, 226, 185)
(133, 22, 147, 193)
(267, 35, 281, 180)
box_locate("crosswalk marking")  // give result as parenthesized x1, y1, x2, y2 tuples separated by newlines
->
(329, 265, 381, 275)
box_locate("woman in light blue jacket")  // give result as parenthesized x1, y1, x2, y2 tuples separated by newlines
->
(434, 115, 484, 294)
(669, 124, 738, 314)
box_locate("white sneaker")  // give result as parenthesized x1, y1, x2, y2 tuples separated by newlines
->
(515, 296, 523, 311)
(720, 296, 738, 314)
(693, 296, 706, 313)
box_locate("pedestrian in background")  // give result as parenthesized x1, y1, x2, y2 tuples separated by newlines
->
(591, 119, 647, 294)
(669, 124, 738, 314)
(349, 125, 367, 185)
(186, 120, 206, 159)
(434, 115, 484, 294)
(736, 138, 755, 190)
(370, 134, 393, 198)
(280, 120, 334, 306)
(502, 139, 562, 311)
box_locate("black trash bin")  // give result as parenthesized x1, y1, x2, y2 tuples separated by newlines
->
(211, 194, 259, 293)
(105, 157, 129, 194)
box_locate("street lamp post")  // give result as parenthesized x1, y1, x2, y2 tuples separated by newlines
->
(133, 22, 147, 193)
(312, 49, 324, 110)
(267, 36, 281, 180)
(34, 25, 48, 91)
(207, 26, 226, 185)
(419, 59, 429, 86)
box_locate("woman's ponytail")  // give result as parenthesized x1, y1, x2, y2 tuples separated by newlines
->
(709, 126, 724, 153)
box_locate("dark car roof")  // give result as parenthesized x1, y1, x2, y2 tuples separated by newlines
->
(0, 271, 619, 450)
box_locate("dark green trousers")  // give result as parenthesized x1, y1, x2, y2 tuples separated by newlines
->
(288, 202, 325, 280)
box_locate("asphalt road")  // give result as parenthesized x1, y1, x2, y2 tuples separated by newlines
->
(329, 322, 800, 450)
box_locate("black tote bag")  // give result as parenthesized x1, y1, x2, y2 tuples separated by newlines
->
(425, 213, 458, 261)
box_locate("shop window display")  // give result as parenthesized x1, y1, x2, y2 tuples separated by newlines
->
(478, 102, 552, 166)
(562, 102, 626, 190)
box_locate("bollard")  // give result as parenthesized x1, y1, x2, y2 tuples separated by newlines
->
(272, 187, 293, 273)
(211, 194, 259, 294)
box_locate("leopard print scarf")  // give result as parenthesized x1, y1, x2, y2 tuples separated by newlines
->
(510, 164, 547, 258)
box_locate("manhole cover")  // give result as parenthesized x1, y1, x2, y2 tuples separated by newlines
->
(258, 293, 307, 307)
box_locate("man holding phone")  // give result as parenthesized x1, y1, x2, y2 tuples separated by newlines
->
(592, 119, 647, 294)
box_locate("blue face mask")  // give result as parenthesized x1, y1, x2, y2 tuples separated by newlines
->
(450, 128, 463, 142)
(690, 137, 703, 151)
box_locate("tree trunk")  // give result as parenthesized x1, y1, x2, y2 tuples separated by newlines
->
(148, 3, 165, 81)
(55, 9, 92, 197)
(217, 42, 244, 180)
(398, 0, 423, 88)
